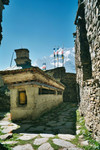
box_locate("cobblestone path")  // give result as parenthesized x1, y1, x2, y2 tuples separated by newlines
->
(0, 102, 84, 150)
(13, 102, 77, 135)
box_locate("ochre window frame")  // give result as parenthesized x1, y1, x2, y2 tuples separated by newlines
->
(18, 90, 27, 105)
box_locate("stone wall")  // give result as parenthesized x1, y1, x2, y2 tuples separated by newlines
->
(75, 0, 100, 141)
(46, 67, 77, 103)
(0, 85, 10, 111)
(0, 0, 10, 111)
(0, 0, 9, 44)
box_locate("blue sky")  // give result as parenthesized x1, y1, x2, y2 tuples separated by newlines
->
(0, 0, 78, 70)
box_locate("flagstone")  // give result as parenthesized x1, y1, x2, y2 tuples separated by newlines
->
(2, 125, 18, 133)
(0, 121, 10, 126)
(13, 144, 34, 150)
(40, 134, 55, 138)
(0, 133, 12, 140)
(60, 148, 83, 150)
(33, 138, 48, 145)
(18, 133, 38, 140)
(38, 142, 54, 150)
(59, 148, 83, 150)
(2, 141, 18, 144)
(58, 134, 75, 140)
(53, 139, 76, 148)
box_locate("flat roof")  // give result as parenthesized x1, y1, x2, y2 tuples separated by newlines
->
(0, 67, 65, 90)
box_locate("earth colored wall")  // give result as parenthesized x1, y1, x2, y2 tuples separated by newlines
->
(75, 0, 100, 141)
(10, 85, 63, 121)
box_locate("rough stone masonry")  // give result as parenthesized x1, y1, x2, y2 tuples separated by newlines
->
(0, 0, 9, 44)
(74, 0, 100, 141)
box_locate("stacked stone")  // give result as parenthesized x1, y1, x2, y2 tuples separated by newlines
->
(61, 73, 77, 102)
(75, 0, 100, 141)
(0, 86, 10, 111)
(85, 0, 100, 79)
(0, 0, 9, 44)
(46, 67, 77, 103)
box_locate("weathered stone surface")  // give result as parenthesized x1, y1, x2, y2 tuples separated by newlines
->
(2, 124, 18, 133)
(18, 134, 38, 140)
(46, 68, 77, 102)
(59, 148, 83, 150)
(13, 144, 34, 150)
(40, 134, 55, 138)
(2, 141, 18, 144)
(0, 121, 10, 126)
(0, 133, 12, 140)
(53, 139, 76, 148)
(33, 138, 48, 145)
(75, 0, 100, 141)
(38, 143, 54, 150)
(58, 134, 75, 140)
(80, 141, 89, 146)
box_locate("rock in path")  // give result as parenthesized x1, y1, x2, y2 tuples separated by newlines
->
(34, 138, 48, 145)
(0, 133, 12, 140)
(58, 134, 75, 141)
(53, 139, 77, 149)
(40, 134, 55, 138)
(2, 141, 18, 145)
(38, 142, 54, 150)
(18, 133, 38, 140)
(13, 144, 34, 150)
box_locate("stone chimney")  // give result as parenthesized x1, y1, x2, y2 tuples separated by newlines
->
(15, 48, 31, 69)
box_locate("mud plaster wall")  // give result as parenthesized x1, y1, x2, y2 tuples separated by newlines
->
(10, 86, 63, 120)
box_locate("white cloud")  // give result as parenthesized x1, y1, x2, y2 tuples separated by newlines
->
(32, 47, 76, 73)
(32, 61, 38, 66)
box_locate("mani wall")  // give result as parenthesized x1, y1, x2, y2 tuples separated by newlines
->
(46, 67, 77, 103)
(74, 0, 100, 141)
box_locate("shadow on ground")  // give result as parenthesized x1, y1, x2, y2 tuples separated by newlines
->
(13, 102, 78, 135)
(0, 112, 8, 120)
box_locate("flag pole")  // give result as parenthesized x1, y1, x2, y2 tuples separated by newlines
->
(57, 47, 59, 67)
(62, 47, 64, 67)
(53, 48, 56, 69)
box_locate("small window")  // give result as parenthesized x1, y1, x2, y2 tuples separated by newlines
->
(39, 88, 56, 95)
(19, 91, 27, 105)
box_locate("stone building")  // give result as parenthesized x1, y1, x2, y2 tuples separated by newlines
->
(74, 0, 100, 141)
(46, 67, 77, 103)
(0, 0, 9, 44)
(0, 49, 65, 120)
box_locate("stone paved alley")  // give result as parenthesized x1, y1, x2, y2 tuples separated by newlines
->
(0, 103, 92, 150)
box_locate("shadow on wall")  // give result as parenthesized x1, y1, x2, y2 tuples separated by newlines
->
(76, 83, 81, 104)
(12, 102, 78, 135)
(46, 68, 78, 103)
(0, 85, 10, 112)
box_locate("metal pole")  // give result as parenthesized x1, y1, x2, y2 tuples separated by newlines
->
(10, 52, 14, 67)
